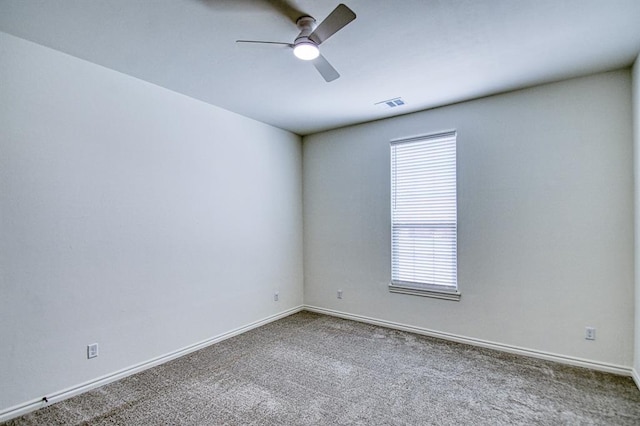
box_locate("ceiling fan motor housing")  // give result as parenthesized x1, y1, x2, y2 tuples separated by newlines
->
(295, 16, 316, 39)
(294, 16, 318, 46)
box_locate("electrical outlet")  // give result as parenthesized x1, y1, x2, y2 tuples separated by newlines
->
(337, 289, 343, 299)
(273, 292, 279, 302)
(87, 343, 99, 359)
(585, 327, 596, 341)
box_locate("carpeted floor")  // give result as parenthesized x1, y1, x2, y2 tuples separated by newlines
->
(5, 311, 640, 425)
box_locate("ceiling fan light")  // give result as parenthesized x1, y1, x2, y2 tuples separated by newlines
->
(293, 42, 319, 60)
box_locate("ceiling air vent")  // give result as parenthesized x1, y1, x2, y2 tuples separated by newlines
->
(375, 97, 406, 109)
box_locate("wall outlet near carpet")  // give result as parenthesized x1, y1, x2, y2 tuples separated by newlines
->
(274, 292, 279, 302)
(87, 343, 99, 359)
(585, 327, 596, 340)
(337, 289, 343, 299)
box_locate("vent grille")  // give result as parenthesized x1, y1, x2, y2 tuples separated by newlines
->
(375, 97, 406, 109)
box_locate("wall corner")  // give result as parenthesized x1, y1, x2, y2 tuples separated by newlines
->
(632, 53, 640, 379)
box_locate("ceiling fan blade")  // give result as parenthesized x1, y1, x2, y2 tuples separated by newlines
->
(266, 0, 307, 25)
(201, 0, 306, 25)
(308, 4, 356, 45)
(312, 54, 340, 82)
(236, 40, 293, 48)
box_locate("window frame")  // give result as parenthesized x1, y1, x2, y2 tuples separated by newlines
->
(389, 131, 460, 301)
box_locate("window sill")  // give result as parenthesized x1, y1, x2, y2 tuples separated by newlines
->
(388, 283, 461, 301)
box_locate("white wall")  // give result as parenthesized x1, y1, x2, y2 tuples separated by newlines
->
(303, 70, 634, 368)
(633, 54, 640, 381)
(0, 32, 303, 412)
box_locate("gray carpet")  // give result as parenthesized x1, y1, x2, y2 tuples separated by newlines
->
(5, 311, 640, 425)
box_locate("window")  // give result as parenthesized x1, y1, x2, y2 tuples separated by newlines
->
(390, 131, 459, 301)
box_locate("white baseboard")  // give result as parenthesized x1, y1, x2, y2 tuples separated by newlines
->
(0, 305, 304, 423)
(632, 368, 640, 391)
(304, 305, 634, 377)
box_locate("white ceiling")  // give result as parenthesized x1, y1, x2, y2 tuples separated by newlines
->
(1, 0, 640, 135)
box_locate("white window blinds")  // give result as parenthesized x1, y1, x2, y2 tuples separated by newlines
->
(390, 131, 458, 298)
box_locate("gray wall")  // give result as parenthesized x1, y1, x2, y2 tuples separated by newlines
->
(0, 33, 303, 411)
(303, 70, 634, 367)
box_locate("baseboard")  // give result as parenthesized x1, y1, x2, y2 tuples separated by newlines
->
(632, 368, 640, 391)
(304, 305, 633, 377)
(0, 305, 304, 423)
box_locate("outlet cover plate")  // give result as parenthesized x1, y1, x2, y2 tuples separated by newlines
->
(585, 327, 596, 340)
(87, 343, 99, 359)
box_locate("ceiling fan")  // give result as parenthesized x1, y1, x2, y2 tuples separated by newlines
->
(236, 3, 356, 82)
